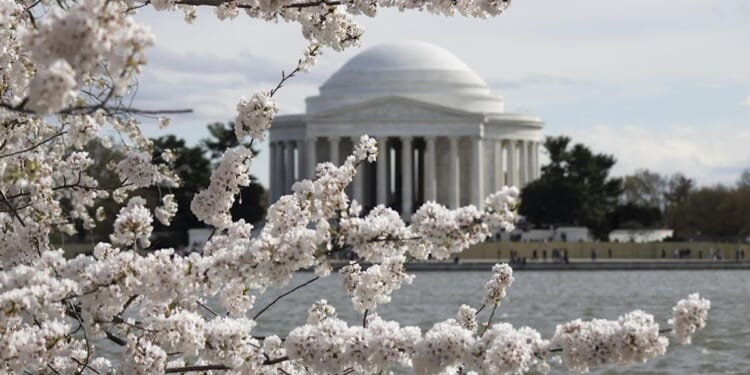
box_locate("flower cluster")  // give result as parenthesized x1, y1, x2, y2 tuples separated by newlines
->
(549, 310, 669, 372)
(483, 263, 514, 306)
(191, 146, 253, 228)
(23, 0, 154, 102)
(287, 306, 420, 374)
(471, 323, 549, 375)
(410, 202, 494, 260)
(413, 319, 476, 375)
(234, 90, 278, 141)
(26, 59, 77, 114)
(154, 194, 178, 226)
(110, 197, 154, 248)
(669, 293, 711, 344)
(115, 150, 160, 188)
(340, 256, 414, 312)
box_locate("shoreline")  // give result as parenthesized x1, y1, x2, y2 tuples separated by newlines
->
(329, 260, 750, 271)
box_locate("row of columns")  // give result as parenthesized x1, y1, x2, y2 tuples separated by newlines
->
(270, 136, 541, 219)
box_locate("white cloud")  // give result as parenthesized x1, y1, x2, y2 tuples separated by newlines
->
(743, 96, 750, 107)
(561, 124, 750, 186)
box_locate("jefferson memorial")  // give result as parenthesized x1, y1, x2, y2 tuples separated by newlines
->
(268, 41, 544, 219)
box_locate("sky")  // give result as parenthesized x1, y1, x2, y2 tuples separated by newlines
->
(133, 0, 750, 188)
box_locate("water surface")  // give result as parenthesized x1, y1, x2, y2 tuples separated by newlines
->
(253, 270, 750, 374)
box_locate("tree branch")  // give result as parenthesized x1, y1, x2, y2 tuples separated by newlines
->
(253, 276, 319, 320)
(164, 364, 231, 373)
(0, 131, 65, 159)
(175, 0, 341, 9)
(0, 190, 25, 226)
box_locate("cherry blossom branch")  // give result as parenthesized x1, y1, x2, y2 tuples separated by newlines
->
(164, 364, 231, 373)
(175, 0, 341, 9)
(0, 131, 66, 159)
(0, 100, 192, 116)
(67, 302, 93, 375)
(252, 276, 320, 320)
(0, 190, 26, 226)
(164, 356, 291, 373)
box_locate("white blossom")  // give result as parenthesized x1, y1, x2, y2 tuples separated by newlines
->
(235, 90, 278, 141)
(470, 323, 549, 375)
(191, 146, 253, 228)
(413, 319, 475, 375)
(484, 263, 514, 306)
(550, 310, 669, 372)
(669, 293, 710, 344)
(154, 194, 178, 226)
(111, 197, 154, 248)
(27, 59, 76, 114)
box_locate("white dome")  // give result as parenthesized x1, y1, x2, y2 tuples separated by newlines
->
(306, 41, 505, 114)
(334, 40, 475, 73)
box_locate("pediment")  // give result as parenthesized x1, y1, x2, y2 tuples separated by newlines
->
(309, 96, 480, 124)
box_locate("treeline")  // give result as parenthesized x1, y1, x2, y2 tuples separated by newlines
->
(519, 136, 750, 241)
(70, 123, 266, 248)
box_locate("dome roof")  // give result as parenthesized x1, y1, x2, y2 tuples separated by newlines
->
(306, 41, 505, 114)
(334, 41, 475, 73)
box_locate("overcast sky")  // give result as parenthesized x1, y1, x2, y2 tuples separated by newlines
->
(133, 0, 750, 188)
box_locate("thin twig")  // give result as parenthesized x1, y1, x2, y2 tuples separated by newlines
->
(253, 277, 320, 320)
(480, 304, 499, 336)
(176, 0, 341, 9)
(0, 131, 65, 159)
(0, 190, 25, 226)
(475, 304, 486, 315)
(165, 364, 231, 373)
(198, 301, 219, 317)
(105, 331, 126, 346)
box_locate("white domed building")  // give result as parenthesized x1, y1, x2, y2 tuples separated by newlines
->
(269, 41, 544, 219)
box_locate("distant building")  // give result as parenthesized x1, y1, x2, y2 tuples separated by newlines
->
(268, 41, 545, 219)
(608, 229, 674, 243)
(498, 226, 592, 242)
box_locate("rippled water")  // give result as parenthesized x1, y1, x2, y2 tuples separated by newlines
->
(252, 270, 750, 375)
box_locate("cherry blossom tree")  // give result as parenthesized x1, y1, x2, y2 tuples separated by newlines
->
(0, 0, 711, 374)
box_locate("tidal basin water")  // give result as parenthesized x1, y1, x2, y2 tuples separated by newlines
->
(252, 270, 750, 375)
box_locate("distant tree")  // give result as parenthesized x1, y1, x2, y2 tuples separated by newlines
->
(201, 122, 267, 224)
(622, 169, 666, 209)
(664, 173, 694, 207)
(669, 186, 750, 239)
(607, 203, 662, 230)
(737, 169, 750, 189)
(519, 136, 622, 239)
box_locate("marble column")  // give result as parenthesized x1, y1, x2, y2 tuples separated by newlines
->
(274, 142, 284, 201)
(519, 140, 528, 187)
(401, 136, 413, 220)
(507, 140, 516, 187)
(305, 137, 317, 179)
(353, 138, 364, 206)
(533, 141, 541, 179)
(448, 136, 460, 208)
(284, 141, 295, 192)
(495, 140, 505, 190)
(471, 136, 484, 209)
(527, 141, 535, 182)
(376, 137, 388, 206)
(424, 136, 437, 202)
(269, 142, 277, 202)
(328, 136, 340, 164)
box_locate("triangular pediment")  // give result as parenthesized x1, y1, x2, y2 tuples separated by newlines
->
(308, 96, 481, 124)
